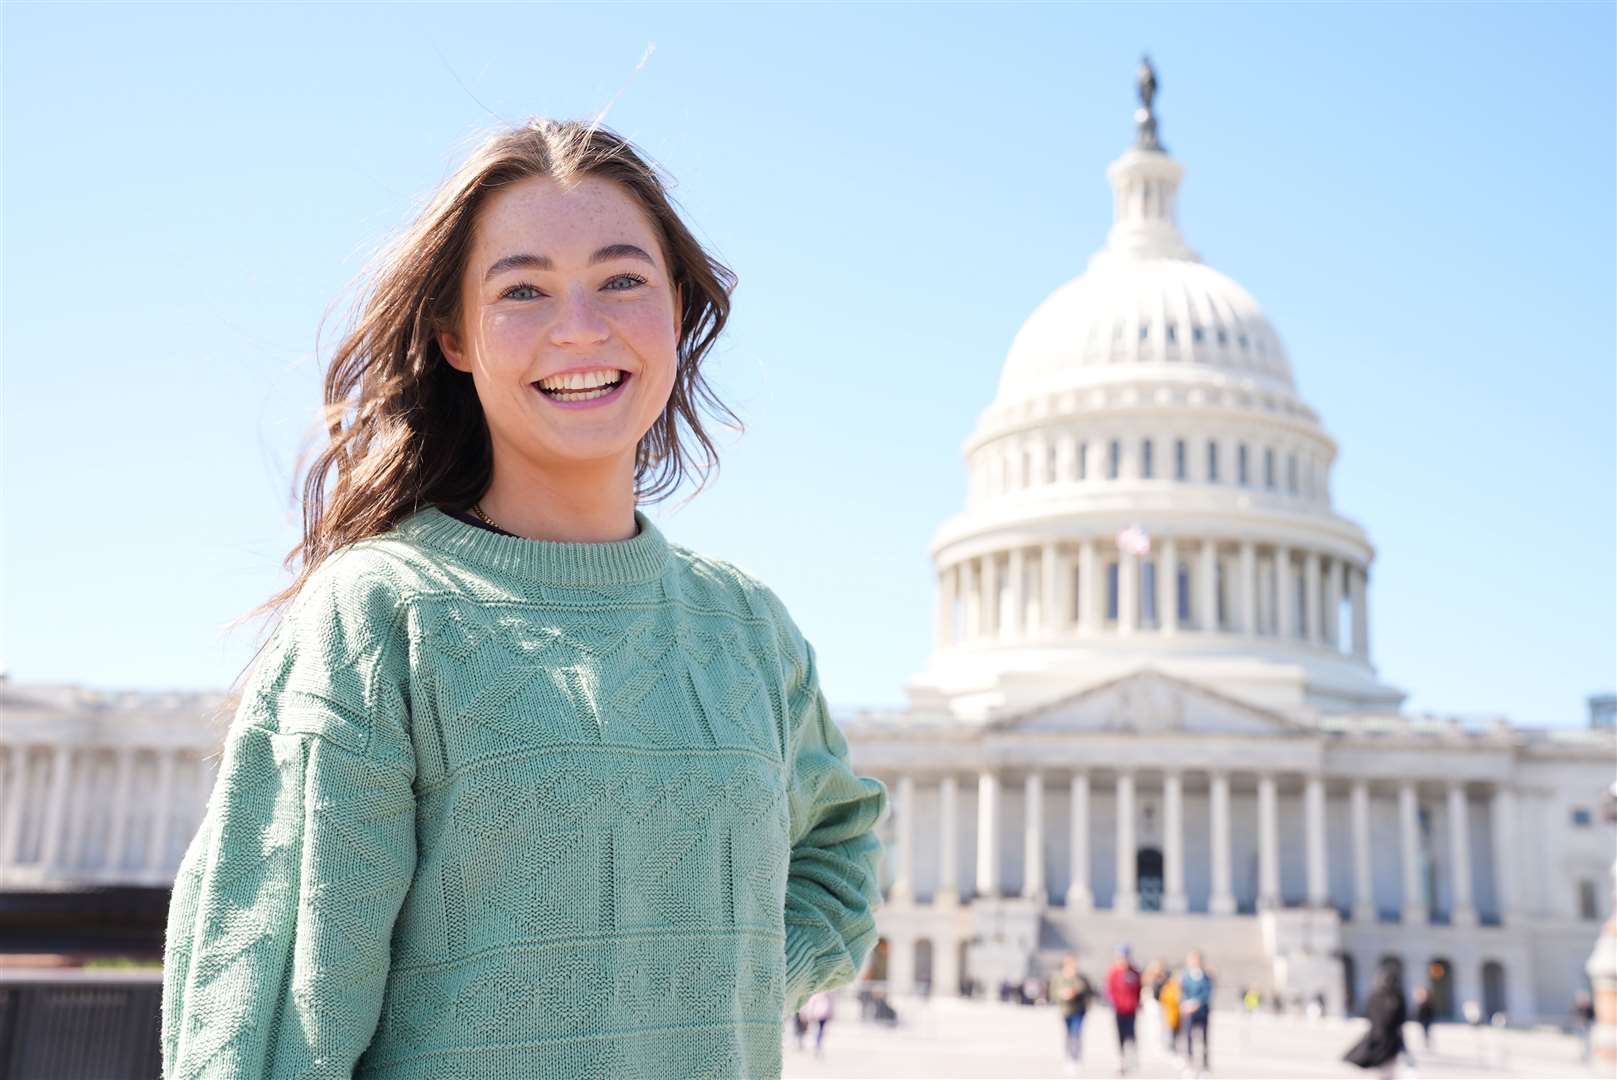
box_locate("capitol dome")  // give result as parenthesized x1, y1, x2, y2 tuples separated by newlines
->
(996, 254, 1296, 400)
(908, 61, 1403, 722)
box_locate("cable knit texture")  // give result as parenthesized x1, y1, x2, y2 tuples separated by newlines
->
(161, 505, 887, 1079)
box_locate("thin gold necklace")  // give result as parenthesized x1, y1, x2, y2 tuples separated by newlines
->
(469, 502, 511, 535)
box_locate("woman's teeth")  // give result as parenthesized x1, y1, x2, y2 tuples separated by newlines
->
(542, 384, 616, 401)
(536, 372, 624, 400)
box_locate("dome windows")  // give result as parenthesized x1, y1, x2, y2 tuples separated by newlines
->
(1206, 440, 1220, 482)
(1108, 439, 1122, 480)
(1174, 438, 1188, 480)
(1237, 443, 1250, 486)
(1192, 325, 1205, 344)
(1264, 447, 1277, 490)
(1141, 438, 1154, 479)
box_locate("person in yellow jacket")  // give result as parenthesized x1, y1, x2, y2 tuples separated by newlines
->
(1159, 972, 1184, 1056)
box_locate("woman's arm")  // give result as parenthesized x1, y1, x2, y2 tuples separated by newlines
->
(162, 562, 417, 1079)
(776, 623, 888, 1018)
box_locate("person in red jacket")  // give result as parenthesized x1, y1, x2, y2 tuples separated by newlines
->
(1106, 943, 1144, 1075)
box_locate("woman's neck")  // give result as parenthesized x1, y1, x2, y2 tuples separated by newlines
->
(476, 457, 640, 543)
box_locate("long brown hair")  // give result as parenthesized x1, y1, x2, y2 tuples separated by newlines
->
(226, 118, 739, 687)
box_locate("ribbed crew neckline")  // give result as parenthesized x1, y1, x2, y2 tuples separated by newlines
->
(397, 504, 671, 587)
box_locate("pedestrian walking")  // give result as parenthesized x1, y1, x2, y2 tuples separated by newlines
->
(1344, 961, 1410, 1080)
(1413, 985, 1435, 1049)
(1107, 944, 1144, 1075)
(1050, 953, 1095, 1073)
(802, 991, 835, 1056)
(1178, 951, 1213, 1076)
(157, 118, 888, 1080)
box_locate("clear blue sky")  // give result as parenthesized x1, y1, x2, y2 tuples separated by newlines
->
(4, 2, 1612, 729)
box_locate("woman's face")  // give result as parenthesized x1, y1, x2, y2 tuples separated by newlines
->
(439, 173, 680, 480)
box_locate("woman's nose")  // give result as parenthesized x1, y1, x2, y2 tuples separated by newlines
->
(548, 284, 611, 347)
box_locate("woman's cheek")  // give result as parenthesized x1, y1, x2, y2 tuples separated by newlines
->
(481, 306, 548, 359)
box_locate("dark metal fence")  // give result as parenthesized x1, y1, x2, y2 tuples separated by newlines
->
(0, 973, 161, 1080)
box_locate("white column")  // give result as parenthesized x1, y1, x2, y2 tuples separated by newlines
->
(1399, 780, 1428, 924)
(962, 559, 981, 640)
(1041, 542, 1060, 636)
(934, 934, 961, 997)
(144, 749, 176, 878)
(36, 746, 72, 875)
(1239, 540, 1258, 637)
(1326, 557, 1344, 649)
(1198, 539, 1218, 632)
(60, 751, 90, 873)
(1490, 785, 1517, 925)
(937, 565, 957, 648)
(1257, 772, 1280, 910)
(1351, 780, 1375, 922)
(1350, 564, 1369, 658)
(891, 774, 915, 902)
(1118, 548, 1139, 634)
(976, 770, 1000, 899)
(982, 554, 1000, 639)
(938, 776, 959, 904)
(1079, 539, 1099, 634)
(1007, 547, 1027, 639)
(1275, 544, 1294, 640)
(0, 747, 32, 870)
(1447, 782, 1477, 926)
(1304, 551, 1323, 644)
(103, 748, 136, 878)
(1209, 771, 1235, 914)
(1114, 771, 1137, 913)
(1305, 774, 1329, 908)
(1158, 537, 1178, 635)
(1067, 772, 1092, 911)
(1163, 770, 1186, 913)
(1022, 772, 1045, 902)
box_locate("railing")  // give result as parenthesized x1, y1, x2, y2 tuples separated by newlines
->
(0, 970, 161, 1080)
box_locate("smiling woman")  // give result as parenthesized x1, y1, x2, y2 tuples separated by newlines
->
(160, 119, 889, 1080)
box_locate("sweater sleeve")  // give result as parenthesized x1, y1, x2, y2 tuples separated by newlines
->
(162, 562, 417, 1079)
(777, 623, 888, 1018)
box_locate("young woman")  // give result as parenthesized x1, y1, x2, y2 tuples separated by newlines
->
(160, 118, 888, 1080)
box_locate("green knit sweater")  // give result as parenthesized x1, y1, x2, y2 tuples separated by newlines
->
(161, 505, 888, 1079)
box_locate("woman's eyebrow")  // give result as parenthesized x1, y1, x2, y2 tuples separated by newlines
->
(483, 244, 655, 282)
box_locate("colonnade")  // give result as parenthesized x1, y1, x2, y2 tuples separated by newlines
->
(0, 742, 213, 886)
(885, 767, 1515, 927)
(935, 536, 1369, 657)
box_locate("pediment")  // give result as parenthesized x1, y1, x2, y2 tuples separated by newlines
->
(988, 669, 1312, 737)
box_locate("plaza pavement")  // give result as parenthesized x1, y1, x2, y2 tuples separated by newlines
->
(781, 998, 1599, 1080)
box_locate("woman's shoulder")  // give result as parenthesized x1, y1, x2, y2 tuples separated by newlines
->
(664, 543, 812, 666)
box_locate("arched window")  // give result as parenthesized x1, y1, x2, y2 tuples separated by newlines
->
(1108, 439, 1121, 480)
(1264, 447, 1276, 490)
(1286, 453, 1298, 494)
(1207, 440, 1220, 483)
(1141, 439, 1154, 479)
(1076, 441, 1088, 481)
(1046, 444, 1057, 483)
(1174, 438, 1187, 480)
(1237, 444, 1250, 486)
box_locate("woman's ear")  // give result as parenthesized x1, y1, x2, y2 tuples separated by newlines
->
(438, 327, 470, 373)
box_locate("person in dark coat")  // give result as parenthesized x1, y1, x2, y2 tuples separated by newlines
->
(1344, 962, 1409, 1078)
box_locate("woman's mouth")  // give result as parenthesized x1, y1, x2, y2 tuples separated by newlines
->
(531, 369, 631, 409)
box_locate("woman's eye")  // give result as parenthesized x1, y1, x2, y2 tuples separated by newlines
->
(501, 282, 542, 301)
(603, 273, 648, 291)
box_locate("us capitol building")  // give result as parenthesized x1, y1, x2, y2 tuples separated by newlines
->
(837, 61, 1615, 1024)
(0, 62, 1611, 1031)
